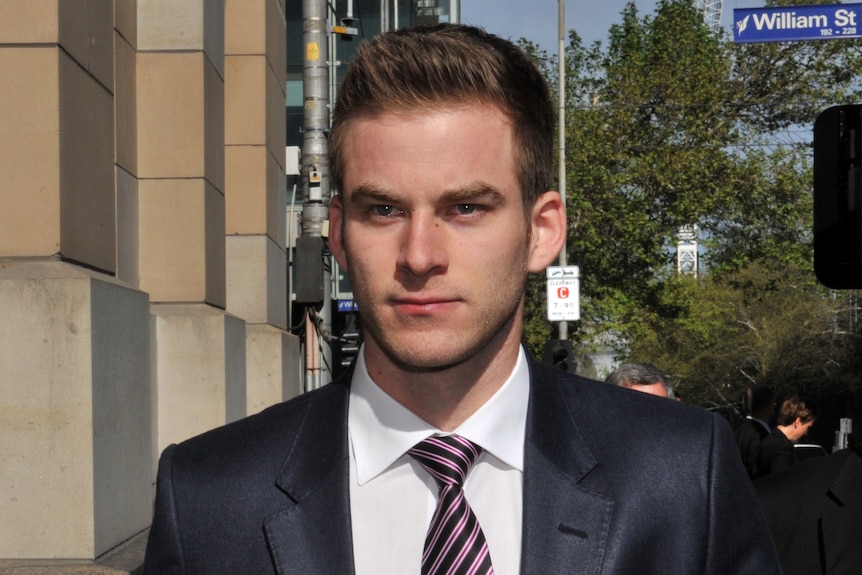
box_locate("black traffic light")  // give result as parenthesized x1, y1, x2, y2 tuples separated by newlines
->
(814, 104, 862, 289)
(543, 339, 576, 372)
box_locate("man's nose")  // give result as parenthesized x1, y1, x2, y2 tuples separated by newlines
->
(396, 215, 449, 277)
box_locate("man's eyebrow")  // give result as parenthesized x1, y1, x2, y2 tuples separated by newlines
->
(344, 182, 506, 206)
(440, 184, 506, 206)
(346, 184, 399, 205)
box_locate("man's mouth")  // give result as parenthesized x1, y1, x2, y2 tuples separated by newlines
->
(391, 296, 460, 316)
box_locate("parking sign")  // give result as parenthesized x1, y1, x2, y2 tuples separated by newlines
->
(546, 266, 580, 321)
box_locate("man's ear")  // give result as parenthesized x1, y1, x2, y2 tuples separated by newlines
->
(527, 191, 567, 273)
(328, 194, 349, 270)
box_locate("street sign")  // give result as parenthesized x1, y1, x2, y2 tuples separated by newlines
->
(546, 266, 580, 322)
(734, 3, 862, 43)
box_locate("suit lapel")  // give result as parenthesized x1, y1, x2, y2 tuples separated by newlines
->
(521, 359, 614, 575)
(263, 380, 356, 575)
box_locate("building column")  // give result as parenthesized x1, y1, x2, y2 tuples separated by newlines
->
(0, 1, 152, 561)
(0, 0, 301, 568)
(225, 0, 301, 413)
(136, 0, 246, 454)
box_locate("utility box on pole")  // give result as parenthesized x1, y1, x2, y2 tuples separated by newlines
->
(294, 236, 325, 303)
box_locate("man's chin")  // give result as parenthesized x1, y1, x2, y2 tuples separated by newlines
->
(383, 347, 469, 374)
(373, 335, 483, 374)
(364, 313, 520, 374)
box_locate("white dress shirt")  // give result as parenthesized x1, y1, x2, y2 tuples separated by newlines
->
(348, 346, 529, 575)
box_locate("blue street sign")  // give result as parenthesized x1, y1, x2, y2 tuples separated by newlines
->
(734, 3, 862, 43)
(337, 300, 359, 312)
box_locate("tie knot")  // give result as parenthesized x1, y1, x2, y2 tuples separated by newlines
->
(408, 435, 483, 488)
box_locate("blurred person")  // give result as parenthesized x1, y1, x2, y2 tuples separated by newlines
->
(143, 24, 781, 574)
(757, 397, 816, 477)
(756, 444, 862, 575)
(605, 362, 673, 398)
(734, 385, 775, 479)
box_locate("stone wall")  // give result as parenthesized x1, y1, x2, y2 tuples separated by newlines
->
(0, 0, 299, 566)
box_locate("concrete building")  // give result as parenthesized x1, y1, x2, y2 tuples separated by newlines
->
(0, 1, 299, 571)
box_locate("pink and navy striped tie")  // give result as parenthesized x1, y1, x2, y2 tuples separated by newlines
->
(408, 435, 495, 575)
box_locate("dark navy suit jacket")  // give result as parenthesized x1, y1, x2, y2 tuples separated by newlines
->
(735, 418, 770, 479)
(143, 357, 781, 574)
(758, 427, 802, 477)
(756, 446, 862, 575)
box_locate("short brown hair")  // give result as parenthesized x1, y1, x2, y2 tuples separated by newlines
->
(328, 24, 555, 212)
(776, 397, 815, 426)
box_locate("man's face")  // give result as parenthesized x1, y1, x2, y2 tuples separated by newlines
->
(329, 104, 554, 373)
(787, 418, 814, 442)
(622, 382, 668, 398)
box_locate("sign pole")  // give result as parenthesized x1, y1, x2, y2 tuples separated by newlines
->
(557, 0, 568, 341)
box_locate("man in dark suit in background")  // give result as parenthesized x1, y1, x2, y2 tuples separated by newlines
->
(605, 362, 675, 398)
(758, 397, 816, 477)
(757, 445, 862, 575)
(735, 385, 775, 479)
(143, 24, 781, 574)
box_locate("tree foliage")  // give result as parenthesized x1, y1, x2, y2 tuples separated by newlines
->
(627, 263, 861, 408)
(522, 0, 862, 407)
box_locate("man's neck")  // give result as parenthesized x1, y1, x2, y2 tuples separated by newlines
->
(776, 424, 796, 441)
(362, 338, 522, 431)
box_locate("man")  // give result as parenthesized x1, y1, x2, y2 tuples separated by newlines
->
(756, 445, 862, 575)
(734, 385, 775, 479)
(758, 396, 816, 477)
(143, 24, 781, 574)
(605, 362, 673, 398)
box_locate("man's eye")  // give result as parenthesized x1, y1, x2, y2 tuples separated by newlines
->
(456, 204, 477, 215)
(372, 205, 398, 217)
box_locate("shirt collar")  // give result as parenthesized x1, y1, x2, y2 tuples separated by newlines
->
(348, 345, 529, 485)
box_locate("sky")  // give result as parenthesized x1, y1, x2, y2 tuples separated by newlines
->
(459, 0, 761, 52)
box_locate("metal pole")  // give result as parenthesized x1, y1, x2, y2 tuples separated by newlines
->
(557, 0, 568, 342)
(302, 0, 333, 387)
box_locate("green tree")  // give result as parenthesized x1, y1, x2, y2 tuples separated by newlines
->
(564, 1, 750, 340)
(628, 262, 861, 408)
(521, 0, 862, 404)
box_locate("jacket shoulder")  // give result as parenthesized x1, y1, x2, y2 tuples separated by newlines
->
(528, 356, 732, 467)
(166, 379, 349, 475)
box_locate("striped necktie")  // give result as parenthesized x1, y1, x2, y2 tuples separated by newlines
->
(408, 435, 495, 575)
